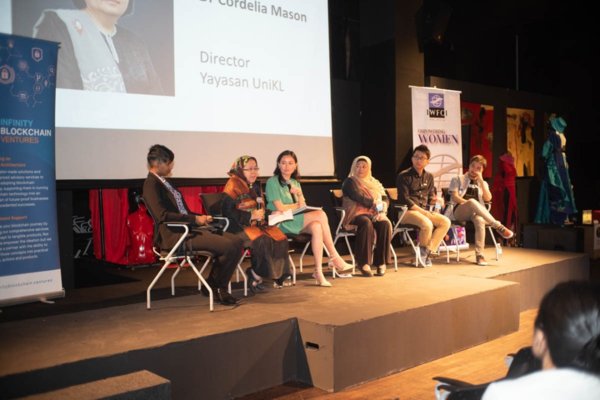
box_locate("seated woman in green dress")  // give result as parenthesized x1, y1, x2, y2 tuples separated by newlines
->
(265, 150, 353, 287)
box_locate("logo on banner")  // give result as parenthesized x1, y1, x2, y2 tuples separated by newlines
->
(427, 93, 447, 118)
(0, 65, 16, 84)
(32, 47, 43, 62)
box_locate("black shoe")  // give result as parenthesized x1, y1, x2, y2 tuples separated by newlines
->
(360, 265, 374, 277)
(248, 273, 265, 294)
(274, 273, 292, 288)
(216, 288, 238, 305)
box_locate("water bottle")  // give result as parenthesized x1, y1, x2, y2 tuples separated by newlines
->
(434, 197, 442, 213)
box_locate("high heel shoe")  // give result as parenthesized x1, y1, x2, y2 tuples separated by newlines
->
(329, 255, 353, 272)
(312, 272, 332, 287)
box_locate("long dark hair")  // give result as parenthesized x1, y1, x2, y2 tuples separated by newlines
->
(534, 281, 600, 374)
(273, 150, 300, 185)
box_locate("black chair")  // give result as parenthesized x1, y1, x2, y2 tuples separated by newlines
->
(143, 197, 217, 311)
(329, 189, 356, 277)
(433, 346, 541, 400)
(199, 192, 248, 296)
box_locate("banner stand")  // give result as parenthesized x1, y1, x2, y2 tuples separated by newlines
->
(0, 33, 64, 307)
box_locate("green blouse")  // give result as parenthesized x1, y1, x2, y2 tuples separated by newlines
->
(265, 176, 304, 235)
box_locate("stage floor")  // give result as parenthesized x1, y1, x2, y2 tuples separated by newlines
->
(0, 247, 590, 399)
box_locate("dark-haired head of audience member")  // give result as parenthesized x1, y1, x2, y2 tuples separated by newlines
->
(273, 150, 300, 184)
(147, 144, 174, 168)
(533, 280, 600, 375)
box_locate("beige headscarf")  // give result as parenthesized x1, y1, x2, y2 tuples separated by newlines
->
(348, 156, 386, 201)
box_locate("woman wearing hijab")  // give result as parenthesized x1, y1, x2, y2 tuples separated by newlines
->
(341, 156, 392, 277)
(222, 156, 292, 290)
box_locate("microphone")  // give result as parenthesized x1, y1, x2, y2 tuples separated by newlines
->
(286, 181, 297, 203)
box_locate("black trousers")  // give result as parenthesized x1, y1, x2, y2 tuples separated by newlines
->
(186, 231, 244, 289)
(352, 215, 391, 267)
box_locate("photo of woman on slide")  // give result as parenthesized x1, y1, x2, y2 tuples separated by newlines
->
(25, 0, 172, 95)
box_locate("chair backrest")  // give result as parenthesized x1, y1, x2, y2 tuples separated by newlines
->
(200, 192, 226, 217)
(329, 189, 343, 207)
(385, 187, 398, 202)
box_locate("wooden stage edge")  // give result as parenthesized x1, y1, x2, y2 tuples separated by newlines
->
(0, 248, 590, 399)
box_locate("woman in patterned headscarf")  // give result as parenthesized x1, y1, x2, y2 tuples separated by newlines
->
(341, 156, 392, 277)
(222, 156, 292, 290)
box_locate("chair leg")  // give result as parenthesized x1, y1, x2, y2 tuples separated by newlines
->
(344, 236, 356, 272)
(238, 263, 248, 297)
(188, 255, 214, 312)
(389, 243, 398, 271)
(488, 226, 502, 261)
(443, 239, 450, 264)
(451, 226, 460, 262)
(299, 242, 310, 272)
(288, 253, 296, 285)
(171, 258, 188, 295)
(229, 252, 248, 296)
(146, 260, 171, 310)
(404, 231, 421, 267)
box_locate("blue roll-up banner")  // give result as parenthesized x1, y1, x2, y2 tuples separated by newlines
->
(0, 33, 64, 305)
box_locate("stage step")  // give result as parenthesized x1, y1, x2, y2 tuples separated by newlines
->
(17, 370, 170, 400)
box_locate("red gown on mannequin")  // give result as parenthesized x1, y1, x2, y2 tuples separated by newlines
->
(126, 202, 156, 265)
(491, 153, 518, 234)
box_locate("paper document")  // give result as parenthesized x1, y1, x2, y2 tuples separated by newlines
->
(292, 205, 322, 215)
(268, 210, 293, 226)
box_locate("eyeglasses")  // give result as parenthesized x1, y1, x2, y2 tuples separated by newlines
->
(412, 156, 428, 161)
(243, 167, 260, 172)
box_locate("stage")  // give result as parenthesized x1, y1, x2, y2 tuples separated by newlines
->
(0, 247, 589, 399)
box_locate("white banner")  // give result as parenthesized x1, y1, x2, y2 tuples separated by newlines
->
(411, 86, 462, 190)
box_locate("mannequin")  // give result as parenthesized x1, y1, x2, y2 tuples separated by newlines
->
(534, 116, 577, 225)
(491, 152, 518, 239)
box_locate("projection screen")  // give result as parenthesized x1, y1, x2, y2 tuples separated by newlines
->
(0, 0, 334, 180)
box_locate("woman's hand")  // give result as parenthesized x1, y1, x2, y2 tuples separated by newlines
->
(290, 187, 306, 206)
(195, 215, 213, 225)
(251, 209, 265, 221)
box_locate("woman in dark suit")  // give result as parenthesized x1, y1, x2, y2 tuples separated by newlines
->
(142, 144, 244, 305)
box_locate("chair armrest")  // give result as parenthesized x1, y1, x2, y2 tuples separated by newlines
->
(432, 376, 476, 388)
(212, 216, 230, 232)
(333, 207, 346, 234)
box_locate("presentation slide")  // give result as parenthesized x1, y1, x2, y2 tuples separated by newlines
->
(0, 0, 334, 179)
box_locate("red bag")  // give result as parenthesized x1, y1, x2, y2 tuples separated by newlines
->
(126, 203, 156, 265)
